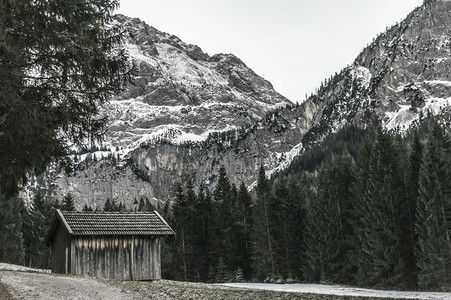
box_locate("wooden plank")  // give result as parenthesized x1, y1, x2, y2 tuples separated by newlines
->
(94, 237, 98, 278)
(100, 236, 105, 278)
(105, 236, 110, 278)
(118, 236, 123, 280)
(130, 236, 135, 281)
(70, 239, 75, 275)
(156, 238, 161, 279)
(65, 244, 68, 274)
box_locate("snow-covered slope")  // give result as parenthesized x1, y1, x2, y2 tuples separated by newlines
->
(25, 1, 451, 209)
(299, 0, 451, 144)
(102, 15, 290, 158)
(25, 15, 301, 209)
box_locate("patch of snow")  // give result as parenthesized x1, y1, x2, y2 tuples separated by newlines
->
(220, 283, 451, 299)
(384, 105, 417, 131)
(260, 141, 304, 182)
(351, 65, 372, 89)
(383, 96, 450, 133)
(424, 80, 451, 87)
(0, 262, 50, 274)
(155, 43, 229, 87)
(125, 43, 158, 68)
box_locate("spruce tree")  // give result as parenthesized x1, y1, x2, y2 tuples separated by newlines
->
(415, 123, 451, 290)
(171, 183, 196, 281)
(304, 155, 355, 284)
(251, 165, 276, 280)
(271, 175, 308, 279)
(184, 180, 198, 280)
(236, 181, 253, 279)
(0, 0, 133, 198)
(349, 139, 373, 285)
(287, 173, 309, 280)
(193, 184, 214, 281)
(138, 197, 146, 211)
(355, 129, 413, 288)
(405, 130, 423, 286)
(0, 194, 25, 264)
(22, 192, 59, 268)
(82, 204, 93, 212)
(104, 198, 113, 212)
(61, 193, 76, 211)
(212, 166, 235, 274)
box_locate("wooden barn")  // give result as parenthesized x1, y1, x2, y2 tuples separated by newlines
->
(46, 209, 175, 280)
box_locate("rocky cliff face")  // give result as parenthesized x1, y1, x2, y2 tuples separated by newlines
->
(25, 1, 451, 209)
(300, 0, 451, 143)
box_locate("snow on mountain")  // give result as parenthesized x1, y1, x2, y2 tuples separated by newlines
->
(99, 15, 291, 158)
(295, 0, 451, 145)
(25, 1, 451, 208)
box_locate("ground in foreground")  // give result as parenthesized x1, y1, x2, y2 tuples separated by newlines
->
(1, 263, 451, 299)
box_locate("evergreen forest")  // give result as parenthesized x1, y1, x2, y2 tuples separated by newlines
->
(159, 121, 451, 291)
(2, 120, 449, 291)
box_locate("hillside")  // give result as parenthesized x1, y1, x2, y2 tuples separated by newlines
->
(24, 0, 451, 209)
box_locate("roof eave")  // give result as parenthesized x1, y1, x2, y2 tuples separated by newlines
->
(45, 209, 74, 246)
(154, 210, 176, 235)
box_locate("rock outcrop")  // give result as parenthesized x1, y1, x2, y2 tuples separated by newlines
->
(25, 1, 451, 209)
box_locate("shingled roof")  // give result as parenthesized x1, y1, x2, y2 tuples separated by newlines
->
(47, 209, 175, 244)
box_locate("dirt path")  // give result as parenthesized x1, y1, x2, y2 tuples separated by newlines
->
(0, 271, 137, 300)
(2, 262, 450, 300)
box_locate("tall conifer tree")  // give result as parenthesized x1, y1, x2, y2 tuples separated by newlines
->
(355, 129, 413, 288)
(0, 194, 24, 264)
(236, 181, 253, 279)
(251, 165, 276, 280)
(415, 123, 451, 290)
(304, 155, 355, 283)
(0, 0, 133, 198)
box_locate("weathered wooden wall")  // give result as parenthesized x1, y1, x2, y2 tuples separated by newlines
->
(51, 224, 71, 274)
(69, 236, 161, 280)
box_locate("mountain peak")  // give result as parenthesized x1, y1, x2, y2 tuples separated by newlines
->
(26, 3, 450, 210)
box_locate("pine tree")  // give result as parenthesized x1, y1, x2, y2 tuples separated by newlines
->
(0, 194, 25, 264)
(405, 130, 424, 286)
(104, 198, 113, 212)
(193, 184, 214, 281)
(235, 181, 253, 279)
(183, 180, 199, 280)
(415, 123, 451, 290)
(349, 139, 373, 285)
(138, 197, 145, 211)
(304, 155, 355, 283)
(271, 175, 309, 279)
(251, 165, 276, 280)
(61, 193, 76, 211)
(355, 129, 413, 288)
(22, 192, 59, 268)
(213, 166, 236, 273)
(82, 204, 93, 212)
(287, 173, 309, 280)
(171, 183, 191, 281)
(0, 0, 133, 199)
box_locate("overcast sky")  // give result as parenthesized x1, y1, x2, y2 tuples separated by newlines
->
(116, 0, 423, 103)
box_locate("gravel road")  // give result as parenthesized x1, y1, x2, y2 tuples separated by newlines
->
(0, 270, 137, 300)
(2, 262, 451, 300)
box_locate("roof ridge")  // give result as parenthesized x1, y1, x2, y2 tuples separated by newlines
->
(61, 210, 155, 214)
